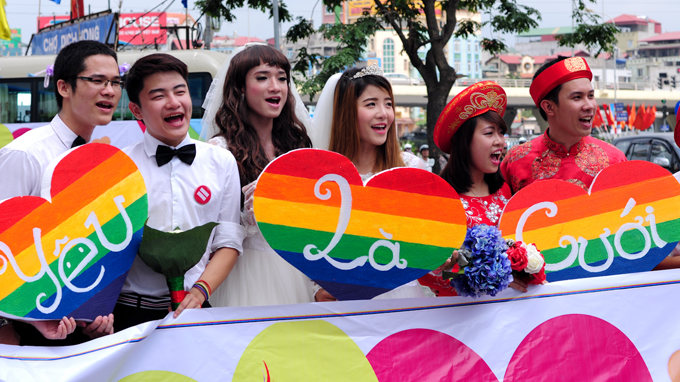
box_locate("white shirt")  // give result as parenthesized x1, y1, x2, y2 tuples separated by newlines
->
(122, 131, 245, 297)
(420, 157, 434, 172)
(0, 115, 78, 200)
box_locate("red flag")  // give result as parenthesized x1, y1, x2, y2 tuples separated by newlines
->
(602, 104, 615, 126)
(71, 0, 84, 19)
(628, 103, 636, 128)
(642, 105, 656, 130)
(592, 105, 604, 128)
(633, 104, 645, 130)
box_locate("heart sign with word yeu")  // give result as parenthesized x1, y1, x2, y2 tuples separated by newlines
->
(0, 144, 147, 321)
(499, 160, 680, 282)
(254, 149, 467, 300)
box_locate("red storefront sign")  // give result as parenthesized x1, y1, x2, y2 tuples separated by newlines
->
(118, 13, 167, 45)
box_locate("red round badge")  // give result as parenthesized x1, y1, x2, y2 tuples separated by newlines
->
(194, 185, 211, 204)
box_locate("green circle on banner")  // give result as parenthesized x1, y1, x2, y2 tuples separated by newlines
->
(0, 124, 13, 149)
(234, 320, 378, 381)
(118, 370, 197, 382)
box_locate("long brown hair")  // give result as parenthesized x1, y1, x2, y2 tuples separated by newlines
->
(328, 67, 404, 172)
(214, 45, 311, 185)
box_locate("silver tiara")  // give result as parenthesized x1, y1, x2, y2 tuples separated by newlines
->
(351, 64, 384, 80)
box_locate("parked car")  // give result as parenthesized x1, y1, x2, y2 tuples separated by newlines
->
(612, 132, 680, 173)
(400, 130, 427, 141)
(384, 73, 423, 86)
(456, 79, 478, 86)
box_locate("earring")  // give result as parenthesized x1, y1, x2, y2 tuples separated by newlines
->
(240, 93, 245, 101)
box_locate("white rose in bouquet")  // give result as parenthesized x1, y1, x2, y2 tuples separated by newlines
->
(524, 244, 545, 274)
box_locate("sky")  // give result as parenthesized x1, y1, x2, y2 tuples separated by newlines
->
(6, 0, 680, 46)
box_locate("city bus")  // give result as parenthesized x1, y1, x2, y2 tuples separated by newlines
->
(0, 50, 227, 148)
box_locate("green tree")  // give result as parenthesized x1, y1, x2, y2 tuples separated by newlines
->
(198, 0, 618, 173)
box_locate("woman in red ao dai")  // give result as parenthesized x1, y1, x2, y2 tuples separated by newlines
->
(419, 81, 521, 295)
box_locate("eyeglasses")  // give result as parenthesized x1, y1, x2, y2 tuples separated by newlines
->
(77, 76, 125, 89)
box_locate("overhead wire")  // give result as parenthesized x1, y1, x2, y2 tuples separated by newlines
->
(117, 0, 175, 51)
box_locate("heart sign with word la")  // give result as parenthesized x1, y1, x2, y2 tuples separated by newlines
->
(0, 143, 147, 321)
(254, 149, 467, 300)
(499, 160, 680, 282)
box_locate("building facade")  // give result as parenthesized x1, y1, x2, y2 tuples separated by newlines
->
(627, 32, 680, 89)
(447, 11, 483, 80)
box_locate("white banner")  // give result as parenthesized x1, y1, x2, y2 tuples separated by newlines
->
(2, 269, 680, 381)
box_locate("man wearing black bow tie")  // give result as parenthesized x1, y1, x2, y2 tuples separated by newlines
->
(0, 40, 119, 345)
(116, 54, 244, 331)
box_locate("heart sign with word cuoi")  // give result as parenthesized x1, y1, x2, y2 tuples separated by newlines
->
(0, 143, 147, 321)
(254, 149, 467, 300)
(499, 160, 680, 282)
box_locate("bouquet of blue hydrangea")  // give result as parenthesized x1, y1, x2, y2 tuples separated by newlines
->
(442, 224, 513, 298)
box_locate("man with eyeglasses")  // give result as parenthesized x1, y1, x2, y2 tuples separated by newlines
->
(0, 40, 120, 345)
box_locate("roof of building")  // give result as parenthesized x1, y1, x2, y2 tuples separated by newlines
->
(640, 31, 680, 43)
(531, 50, 589, 64)
(497, 55, 522, 64)
(518, 26, 573, 37)
(606, 14, 661, 26)
(233, 36, 265, 46)
(488, 50, 590, 66)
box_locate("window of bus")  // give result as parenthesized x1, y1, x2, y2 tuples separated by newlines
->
(0, 81, 32, 124)
(38, 82, 59, 122)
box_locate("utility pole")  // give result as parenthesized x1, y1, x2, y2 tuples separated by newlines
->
(571, 0, 575, 57)
(273, 0, 280, 50)
(205, 15, 212, 50)
(186, 4, 190, 50)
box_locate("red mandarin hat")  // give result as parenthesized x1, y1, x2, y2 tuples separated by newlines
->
(530, 56, 593, 108)
(434, 81, 507, 154)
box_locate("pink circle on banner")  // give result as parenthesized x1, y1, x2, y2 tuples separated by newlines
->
(12, 127, 31, 139)
(504, 314, 652, 382)
(194, 185, 211, 204)
(366, 328, 498, 382)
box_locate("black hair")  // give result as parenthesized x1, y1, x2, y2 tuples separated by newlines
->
(53, 40, 117, 110)
(533, 55, 569, 121)
(439, 111, 507, 195)
(126, 53, 189, 106)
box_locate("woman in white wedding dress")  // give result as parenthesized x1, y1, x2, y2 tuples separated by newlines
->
(311, 65, 429, 302)
(202, 44, 315, 306)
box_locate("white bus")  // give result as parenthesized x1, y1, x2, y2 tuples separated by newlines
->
(0, 50, 227, 148)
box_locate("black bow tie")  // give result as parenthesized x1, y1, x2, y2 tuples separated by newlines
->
(71, 136, 86, 148)
(156, 144, 196, 167)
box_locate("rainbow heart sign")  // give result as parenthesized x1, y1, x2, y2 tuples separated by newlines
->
(499, 160, 680, 282)
(253, 149, 467, 300)
(0, 143, 147, 321)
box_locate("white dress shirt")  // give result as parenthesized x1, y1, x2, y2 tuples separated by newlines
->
(122, 131, 245, 297)
(0, 115, 78, 200)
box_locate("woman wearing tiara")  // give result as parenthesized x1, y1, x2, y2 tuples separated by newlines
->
(311, 65, 429, 301)
(202, 44, 315, 306)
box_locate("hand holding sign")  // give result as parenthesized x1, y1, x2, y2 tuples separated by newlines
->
(0, 144, 147, 321)
(499, 160, 680, 281)
(253, 149, 467, 300)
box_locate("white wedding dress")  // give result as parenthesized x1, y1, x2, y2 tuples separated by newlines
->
(209, 136, 314, 307)
(360, 152, 429, 300)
